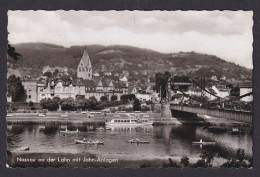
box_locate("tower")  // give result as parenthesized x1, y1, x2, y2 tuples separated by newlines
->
(77, 47, 92, 80)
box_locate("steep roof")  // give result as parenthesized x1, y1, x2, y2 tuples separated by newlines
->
(80, 48, 91, 67)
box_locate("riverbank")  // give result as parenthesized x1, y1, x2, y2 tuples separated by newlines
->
(7, 151, 228, 168)
(6, 112, 182, 125)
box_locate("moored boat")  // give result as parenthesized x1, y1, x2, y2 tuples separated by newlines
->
(60, 128, 79, 134)
(6, 114, 14, 117)
(192, 139, 216, 145)
(96, 127, 112, 131)
(127, 138, 149, 144)
(75, 139, 104, 145)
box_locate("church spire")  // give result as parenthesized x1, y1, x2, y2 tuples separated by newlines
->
(77, 48, 92, 80)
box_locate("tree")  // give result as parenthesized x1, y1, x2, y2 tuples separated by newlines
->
(128, 94, 136, 101)
(40, 98, 59, 111)
(7, 43, 21, 60)
(43, 71, 52, 78)
(154, 71, 171, 98)
(7, 75, 26, 102)
(53, 69, 59, 77)
(180, 156, 190, 167)
(120, 94, 129, 102)
(193, 151, 214, 168)
(111, 95, 118, 101)
(100, 96, 108, 102)
(230, 86, 240, 97)
(133, 99, 141, 111)
(60, 97, 75, 111)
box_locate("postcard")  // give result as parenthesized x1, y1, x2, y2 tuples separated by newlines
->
(6, 10, 253, 168)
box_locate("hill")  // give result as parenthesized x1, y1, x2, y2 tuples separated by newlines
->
(8, 42, 252, 81)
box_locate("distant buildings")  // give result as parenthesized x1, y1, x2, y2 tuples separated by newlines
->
(21, 49, 129, 103)
(42, 66, 68, 75)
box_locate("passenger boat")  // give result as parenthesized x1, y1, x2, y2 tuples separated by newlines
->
(192, 139, 216, 145)
(106, 117, 153, 126)
(75, 139, 104, 145)
(127, 138, 149, 144)
(60, 128, 79, 134)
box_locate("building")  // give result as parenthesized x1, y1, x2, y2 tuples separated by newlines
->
(77, 48, 92, 80)
(31, 48, 129, 103)
(135, 90, 152, 101)
(42, 66, 68, 75)
(23, 81, 38, 102)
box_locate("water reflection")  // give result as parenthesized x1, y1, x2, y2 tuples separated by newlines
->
(7, 124, 252, 160)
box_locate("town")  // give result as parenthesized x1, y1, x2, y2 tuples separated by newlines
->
(7, 47, 252, 114)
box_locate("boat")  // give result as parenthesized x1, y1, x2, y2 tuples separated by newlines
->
(227, 128, 243, 134)
(60, 128, 79, 134)
(105, 127, 112, 130)
(75, 139, 104, 145)
(61, 114, 68, 118)
(192, 139, 216, 145)
(106, 116, 153, 126)
(16, 146, 29, 151)
(39, 114, 46, 117)
(96, 127, 112, 131)
(6, 114, 13, 117)
(127, 138, 149, 144)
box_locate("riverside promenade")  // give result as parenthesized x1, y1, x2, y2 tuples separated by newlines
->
(6, 112, 180, 125)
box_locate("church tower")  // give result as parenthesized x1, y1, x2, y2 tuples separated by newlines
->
(77, 47, 92, 80)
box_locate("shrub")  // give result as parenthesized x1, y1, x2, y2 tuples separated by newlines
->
(111, 95, 118, 101)
(100, 96, 108, 102)
(133, 99, 141, 111)
(180, 155, 189, 167)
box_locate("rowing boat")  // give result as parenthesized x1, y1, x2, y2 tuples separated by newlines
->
(75, 139, 104, 145)
(127, 138, 149, 144)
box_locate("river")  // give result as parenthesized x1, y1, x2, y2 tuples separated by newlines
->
(7, 122, 253, 164)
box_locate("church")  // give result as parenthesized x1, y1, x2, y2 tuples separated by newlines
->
(32, 48, 129, 103)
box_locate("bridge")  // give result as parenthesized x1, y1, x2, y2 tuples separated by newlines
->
(170, 104, 252, 124)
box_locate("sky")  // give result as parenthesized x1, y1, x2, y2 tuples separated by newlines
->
(8, 10, 253, 68)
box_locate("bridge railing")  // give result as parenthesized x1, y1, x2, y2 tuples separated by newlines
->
(170, 104, 252, 124)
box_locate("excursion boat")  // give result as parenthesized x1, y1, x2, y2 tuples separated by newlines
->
(127, 138, 149, 144)
(106, 117, 153, 126)
(75, 139, 104, 145)
(60, 128, 79, 134)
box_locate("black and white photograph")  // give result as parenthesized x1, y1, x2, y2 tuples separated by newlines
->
(6, 10, 253, 168)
